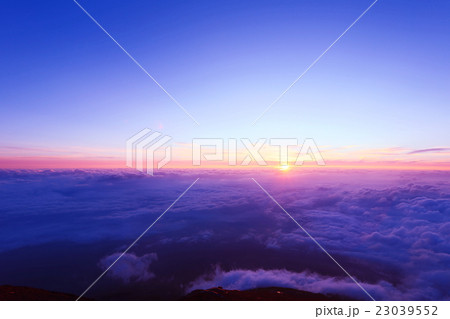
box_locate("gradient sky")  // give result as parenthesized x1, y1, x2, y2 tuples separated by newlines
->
(1, 0, 449, 166)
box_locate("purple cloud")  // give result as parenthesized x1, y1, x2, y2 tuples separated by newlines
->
(0, 168, 449, 300)
(98, 252, 158, 283)
(186, 267, 406, 300)
(408, 148, 450, 154)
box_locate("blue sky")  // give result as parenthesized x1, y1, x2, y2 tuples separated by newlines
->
(1, 0, 449, 160)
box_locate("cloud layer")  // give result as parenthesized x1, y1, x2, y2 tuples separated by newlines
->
(0, 168, 449, 300)
(186, 267, 401, 300)
(98, 252, 158, 283)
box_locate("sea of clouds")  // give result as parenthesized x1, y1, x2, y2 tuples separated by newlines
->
(0, 168, 448, 300)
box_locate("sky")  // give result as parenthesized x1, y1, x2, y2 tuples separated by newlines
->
(1, 1, 449, 301)
(0, 0, 449, 168)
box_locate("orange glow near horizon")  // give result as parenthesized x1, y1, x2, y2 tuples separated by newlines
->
(1, 156, 450, 172)
(1, 143, 450, 171)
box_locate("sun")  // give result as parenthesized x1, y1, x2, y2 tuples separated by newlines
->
(279, 165, 291, 171)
